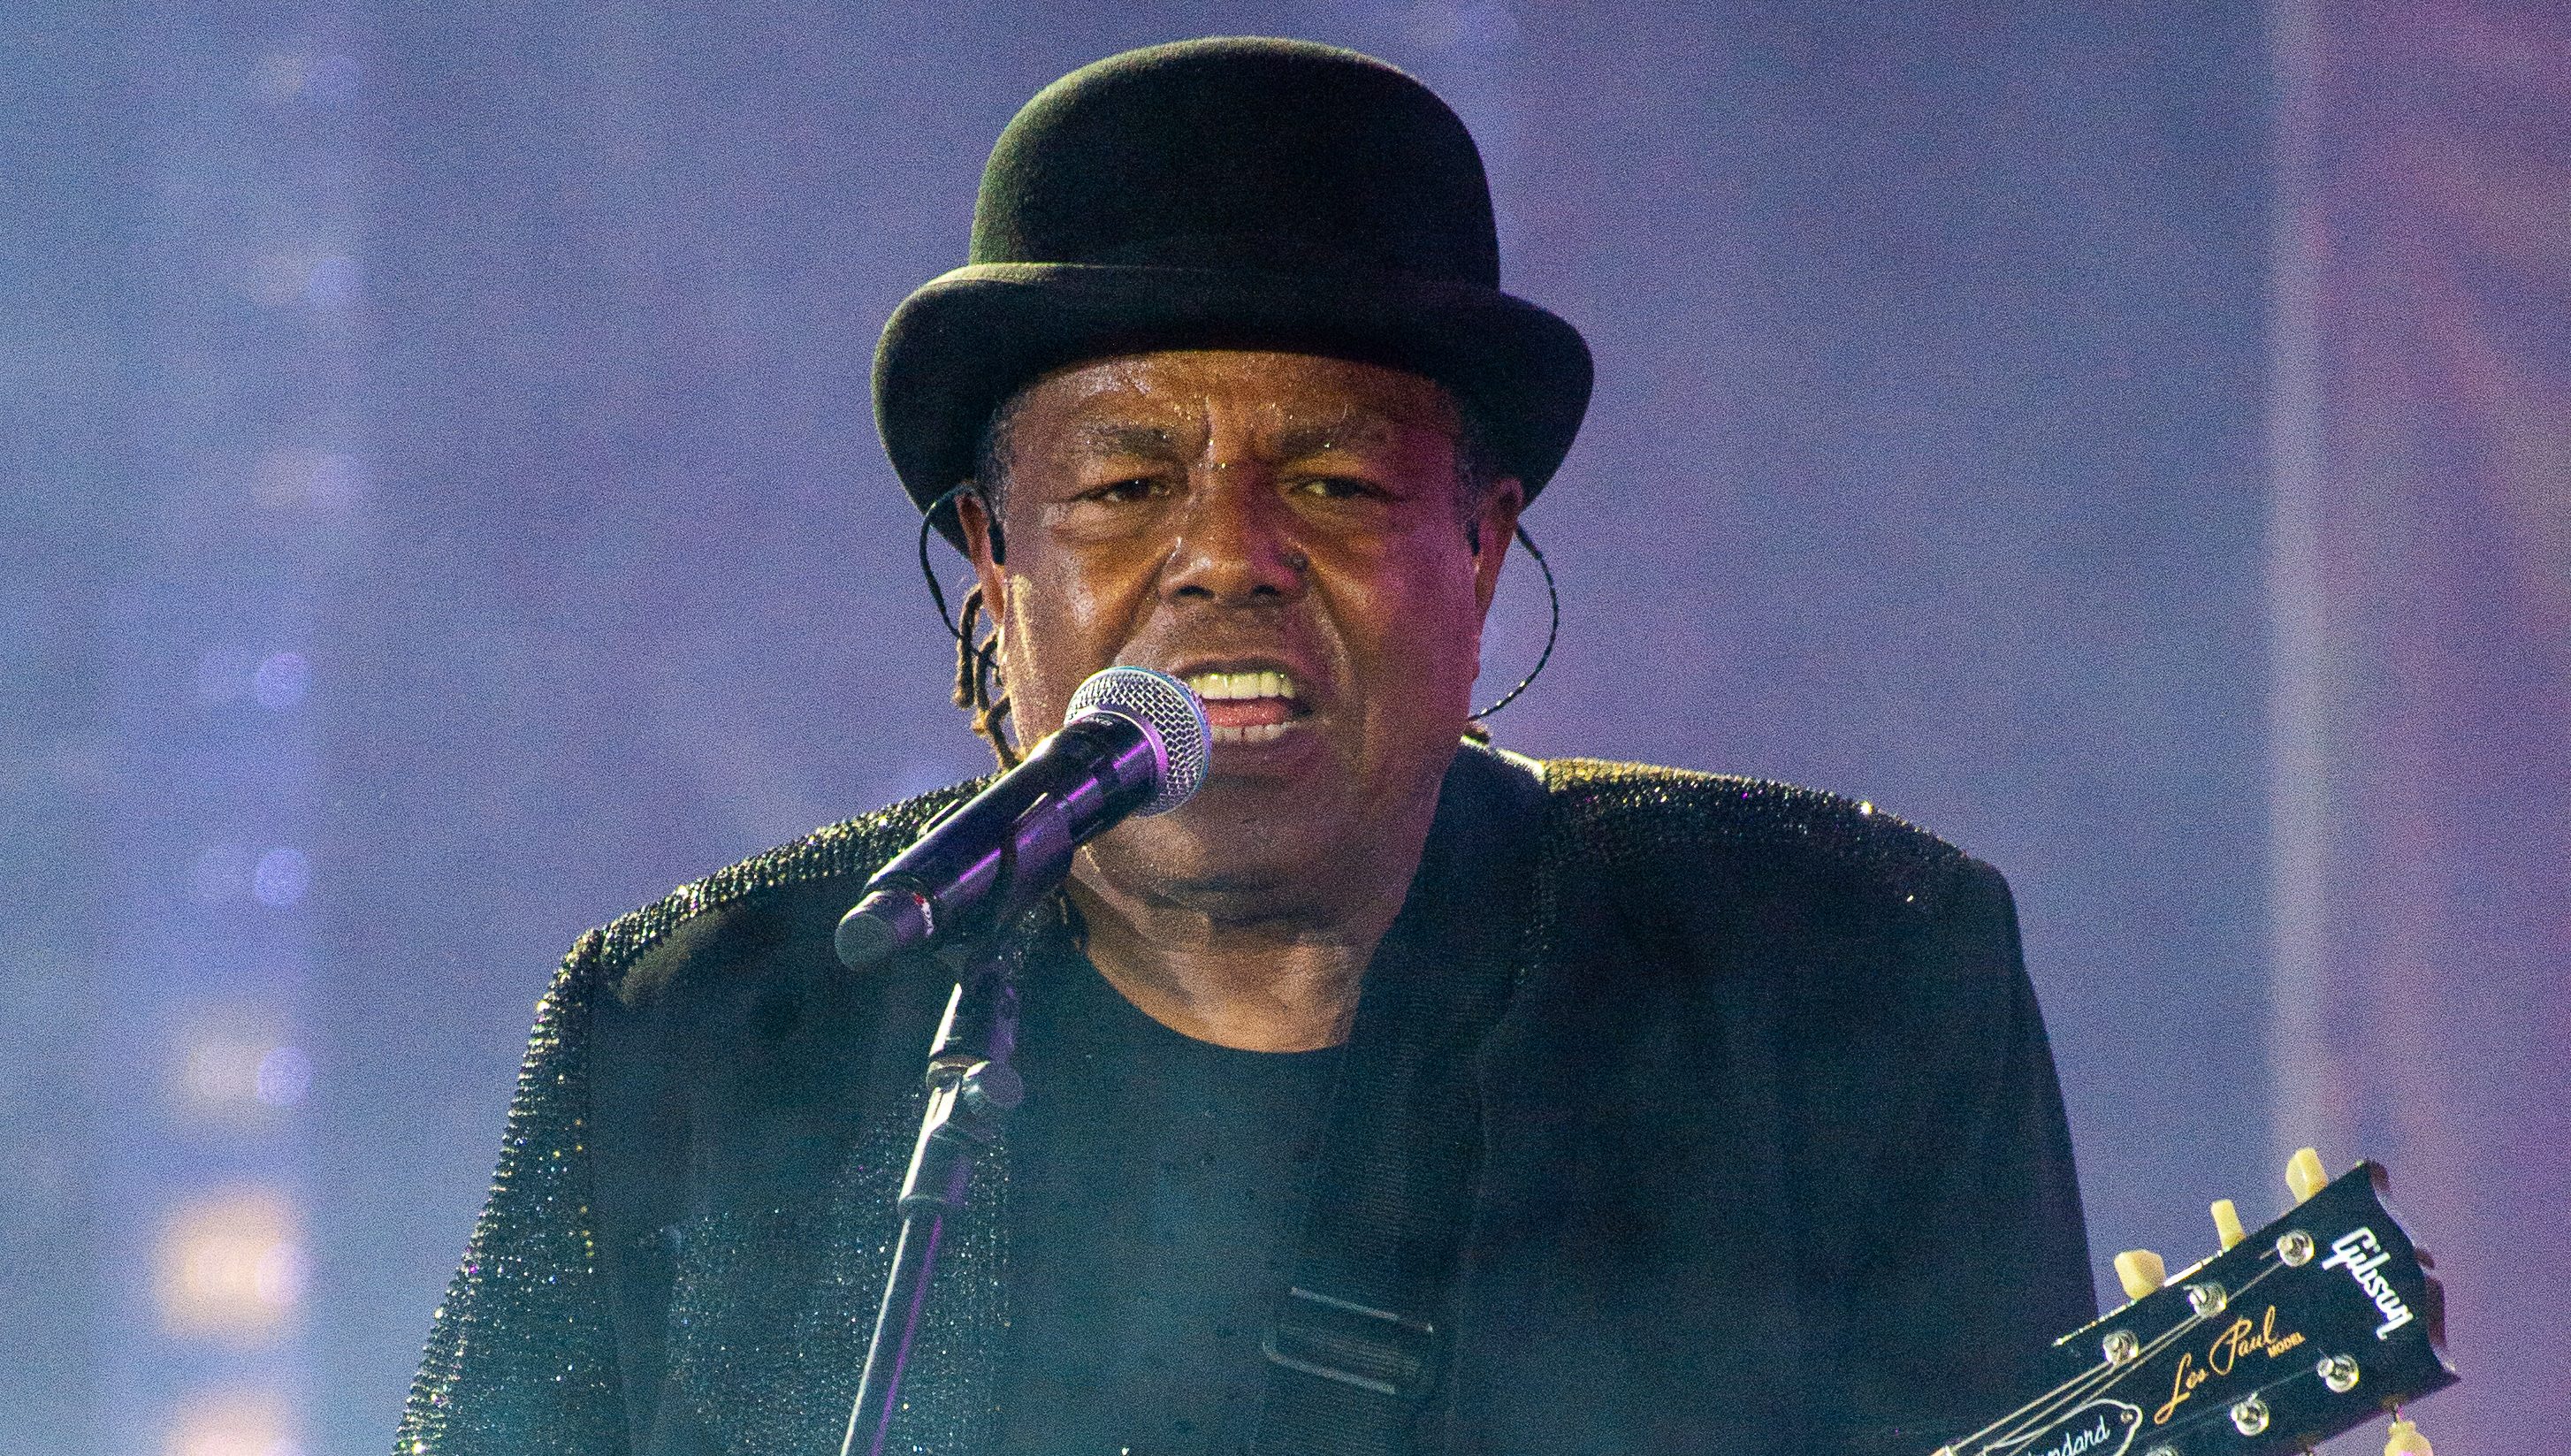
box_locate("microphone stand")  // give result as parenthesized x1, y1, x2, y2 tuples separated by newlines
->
(839, 932, 1024, 1456)
(830, 667, 1203, 1453)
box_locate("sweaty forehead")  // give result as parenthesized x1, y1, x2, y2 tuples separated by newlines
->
(1012, 350, 1463, 459)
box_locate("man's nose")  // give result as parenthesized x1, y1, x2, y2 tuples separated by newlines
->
(1162, 471, 1309, 605)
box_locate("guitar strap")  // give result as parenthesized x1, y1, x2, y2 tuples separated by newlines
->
(1251, 748, 1545, 1456)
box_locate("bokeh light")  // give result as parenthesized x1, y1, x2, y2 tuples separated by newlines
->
(302, 256, 357, 309)
(251, 848, 309, 908)
(180, 1038, 266, 1111)
(256, 1047, 314, 1108)
(253, 448, 364, 510)
(176, 1033, 312, 1117)
(307, 54, 362, 103)
(156, 1188, 306, 1341)
(252, 652, 309, 711)
(244, 250, 356, 310)
(164, 1390, 304, 1456)
(254, 49, 360, 106)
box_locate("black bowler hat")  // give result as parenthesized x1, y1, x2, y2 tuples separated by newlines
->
(874, 36, 1593, 545)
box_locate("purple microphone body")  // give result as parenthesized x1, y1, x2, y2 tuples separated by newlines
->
(834, 667, 1209, 968)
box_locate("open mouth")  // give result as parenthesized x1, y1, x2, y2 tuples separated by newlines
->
(1183, 668, 1307, 745)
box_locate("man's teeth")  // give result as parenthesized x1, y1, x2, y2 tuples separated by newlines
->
(1183, 670, 1297, 746)
(1184, 669, 1296, 702)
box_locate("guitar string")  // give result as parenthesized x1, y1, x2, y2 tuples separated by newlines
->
(1949, 1254, 2290, 1454)
(1972, 1258, 2298, 1456)
(1962, 1318, 2209, 1453)
(1971, 1257, 2295, 1452)
(1963, 1300, 2231, 1452)
(2135, 1361, 2333, 1450)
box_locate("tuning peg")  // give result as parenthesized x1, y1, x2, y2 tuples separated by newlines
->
(2286, 1147, 2328, 1203)
(2384, 1417, 2431, 1456)
(2113, 1248, 2166, 1301)
(2211, 1199, 2247, 1250)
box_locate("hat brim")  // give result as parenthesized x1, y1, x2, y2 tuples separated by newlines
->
(874, 263, 1592, 549)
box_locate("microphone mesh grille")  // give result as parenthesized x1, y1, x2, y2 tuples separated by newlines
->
(1064, 667, 1210, 815)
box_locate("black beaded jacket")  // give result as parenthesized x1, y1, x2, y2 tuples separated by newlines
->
(397, 745, 2095, 1456)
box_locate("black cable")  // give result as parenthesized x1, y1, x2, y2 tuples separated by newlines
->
(917, 484, 971, 644)
(1471, 522, 1559, 720)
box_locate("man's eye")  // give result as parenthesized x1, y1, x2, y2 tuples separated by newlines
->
(1292, 475, 1380, 500)
(1080, 476, 1164, 504)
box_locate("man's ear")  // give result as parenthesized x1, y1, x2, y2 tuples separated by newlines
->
(956, 486, 1004, 566)
(955, 487, 1009, 614)
(1470, 477, 1525, 613)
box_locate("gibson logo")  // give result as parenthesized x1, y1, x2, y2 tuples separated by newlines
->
(2151, 1306, 2306, 1425)
(2023, 1399, 2139, 1456)
(2321, 1226, 2417, 1338)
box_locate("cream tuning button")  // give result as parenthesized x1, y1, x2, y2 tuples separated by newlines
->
(2286, 1146, 2329, 1203)
(2384, 1417, 2433, 1456)
(2211, 1198, 2246, 1250)
(2114, 1249, 2167, 1301)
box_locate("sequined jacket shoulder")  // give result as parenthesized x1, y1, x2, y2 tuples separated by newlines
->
(394, 783, 984, 1456)
(1530, 754, 1969, 905)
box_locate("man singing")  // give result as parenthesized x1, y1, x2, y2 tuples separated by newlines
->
(400, 36, 2093, 1456)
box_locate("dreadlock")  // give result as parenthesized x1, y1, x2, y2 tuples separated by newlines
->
(952, 577, 1018, 768)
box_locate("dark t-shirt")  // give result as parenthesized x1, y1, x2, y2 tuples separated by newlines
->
(993, 932, 1342, 1456)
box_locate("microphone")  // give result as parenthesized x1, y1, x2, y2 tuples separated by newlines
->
(834, 666, 1209, 968)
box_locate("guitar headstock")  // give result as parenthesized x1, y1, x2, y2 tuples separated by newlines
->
(1932, 1151, 2456, 1456)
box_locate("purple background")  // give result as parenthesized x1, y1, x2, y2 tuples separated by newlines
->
(4, 2, 2560, 1453)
